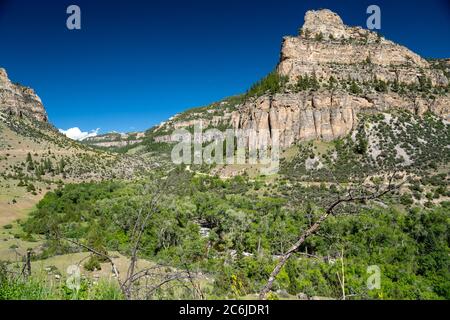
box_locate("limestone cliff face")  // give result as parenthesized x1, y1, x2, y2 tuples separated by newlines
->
(83, 132, 145, 148)
(279, 9, 447, 86)
(278, 36, 447, 86)
(232, 92, 450, 149)
(231, 9, 450, 149)
(143, 9, 449, 150)
(0, 68, 48, 122)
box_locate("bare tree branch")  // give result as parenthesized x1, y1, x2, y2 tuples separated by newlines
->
(259, 172, 403, 300)
(58, 236, 121, 282)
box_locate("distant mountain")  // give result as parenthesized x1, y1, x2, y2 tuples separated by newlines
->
(0, 69, 156, 183)
(83, 131, 145, 149)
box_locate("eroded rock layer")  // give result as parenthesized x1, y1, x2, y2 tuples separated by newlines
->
(0, 68, 48, 122)
(231, 9, 450, 148)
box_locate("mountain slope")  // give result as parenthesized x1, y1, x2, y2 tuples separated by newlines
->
(124, 9, 450, 179)
(0, 8, 449, 301)
(0, 68, 162, 230)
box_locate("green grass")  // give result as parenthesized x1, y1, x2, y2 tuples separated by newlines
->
(0, 272, 124, 300)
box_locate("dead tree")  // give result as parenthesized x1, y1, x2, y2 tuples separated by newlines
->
(259, 173, 403, 300)
(121, 172, 179, 299)
(49, 169, 203, 300)
(61, 237, 120, 280)
(19, 249, 33, 278)
(25, 249, 32, 277)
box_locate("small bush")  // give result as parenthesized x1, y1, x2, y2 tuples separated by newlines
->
(84, 256, 102, 272)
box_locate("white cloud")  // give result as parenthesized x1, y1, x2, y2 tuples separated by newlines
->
(59, 127, 100, 141)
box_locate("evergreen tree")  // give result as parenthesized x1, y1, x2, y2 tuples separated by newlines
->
(26, 152, 32, 163)
(350, 80, 362, 94)
(26, 153, 35, 171)
(58, 158, 66, 174)
(314, 32, 324, 41)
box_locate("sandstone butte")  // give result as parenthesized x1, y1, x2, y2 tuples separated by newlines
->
(231, 9, 450, 149)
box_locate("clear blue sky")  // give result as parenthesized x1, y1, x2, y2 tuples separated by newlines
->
(0, 0, 449, 133)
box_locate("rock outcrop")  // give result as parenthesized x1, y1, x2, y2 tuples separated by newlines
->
(0, 67, 48, 122)
(231, 92, 450, 149)
(279, 9, 447, 86)
(231, 9, 450, 149)
(83, 132, 145, 148)
(144, 9, 449, 151)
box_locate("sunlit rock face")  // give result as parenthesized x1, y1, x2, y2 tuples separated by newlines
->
(231, 9, 450, 149)
(278, 9, 447, 86)
(0, 67, 48, 122)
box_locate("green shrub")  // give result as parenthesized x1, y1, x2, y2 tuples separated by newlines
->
(350, 81, 362, 94)
(246, 71, 288, 98)
(400, 194, 414, 206)
(84, 256, 102, 272)
(314, 32, 324, 41)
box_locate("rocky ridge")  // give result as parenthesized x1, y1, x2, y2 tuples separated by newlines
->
(232, 91, 450, 149)
(280, 9, 447, 85)
(231, 9, 450, 149)
(0, 68, 48, 122)
(83, 132, 145, 148)
(146, 9, 449, 151)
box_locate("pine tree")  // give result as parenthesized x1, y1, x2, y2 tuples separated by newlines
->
(350, 80, 362, 94)
(373, 79, 388, 93)
(26, 153, 34, 171)
(315, 32, 324, 41)
(310, 74, 320, 91)
(43, 158, 54, 173)
(58, 158, 66, 174)
(327, 76, 337, 90)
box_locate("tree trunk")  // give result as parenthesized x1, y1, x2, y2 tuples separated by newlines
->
(259, 211, 331, 300)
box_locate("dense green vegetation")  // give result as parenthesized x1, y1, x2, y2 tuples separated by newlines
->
(11, 165, 448, 300)
(2, 108, 449, 300)
(245, 71, 288, 98)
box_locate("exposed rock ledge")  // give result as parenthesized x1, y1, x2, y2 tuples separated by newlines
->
(231, 91, 450, 149)
(0, 67, 48, 122)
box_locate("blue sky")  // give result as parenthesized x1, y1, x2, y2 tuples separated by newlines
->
(0, 0, 449, 134)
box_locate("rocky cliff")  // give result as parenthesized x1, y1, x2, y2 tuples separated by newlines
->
(279, 9, 447, 86)
(0, 67, 48, 122)
(83, 132, 145, 148)
(231, 9, 450, 149)
(232, 91, 450, 149)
